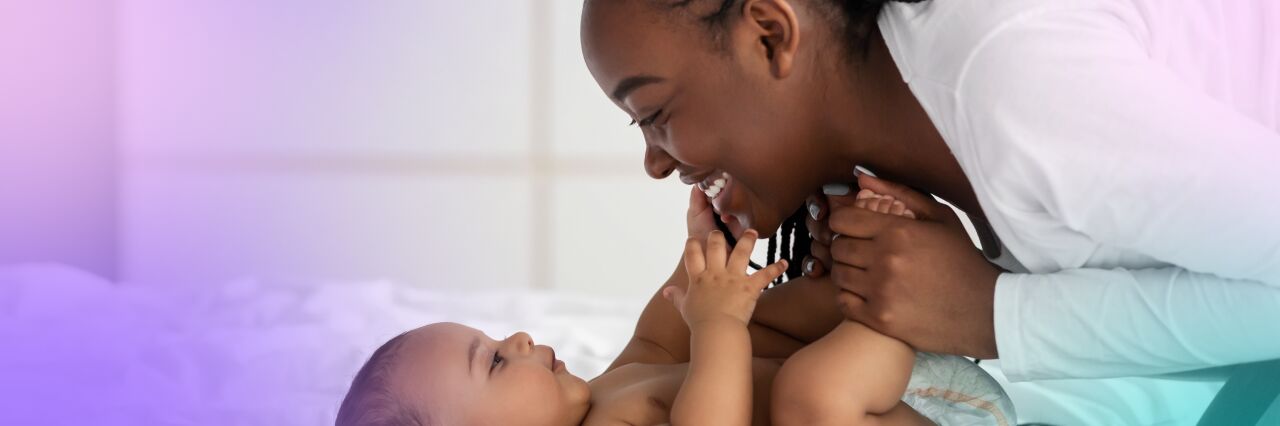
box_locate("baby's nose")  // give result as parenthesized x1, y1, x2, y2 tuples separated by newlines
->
(509, 331, 534, 352)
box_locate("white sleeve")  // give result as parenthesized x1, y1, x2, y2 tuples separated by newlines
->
(954, 7, 1280, 381)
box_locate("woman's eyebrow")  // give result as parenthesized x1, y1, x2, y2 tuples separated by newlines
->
(612, 75, 665, 102)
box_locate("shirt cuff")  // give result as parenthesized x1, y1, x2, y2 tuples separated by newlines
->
(993, 272, 1033, 382)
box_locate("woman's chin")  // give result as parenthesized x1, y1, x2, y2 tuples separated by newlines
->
(720, 213, 750, 239)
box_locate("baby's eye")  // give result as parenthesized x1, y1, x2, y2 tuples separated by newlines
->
(490, 351, 503, 372)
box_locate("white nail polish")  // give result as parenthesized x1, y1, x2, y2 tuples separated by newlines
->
(808, 202, 821, 220)
(822, 184, 851, 196)
(854, 165, 877, 178)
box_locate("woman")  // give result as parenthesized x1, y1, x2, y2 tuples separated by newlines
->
(580, 0, 1280, 423)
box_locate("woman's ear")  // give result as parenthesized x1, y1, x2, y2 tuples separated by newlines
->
(741, 0, 800, 79)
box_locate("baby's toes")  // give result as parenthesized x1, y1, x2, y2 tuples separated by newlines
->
(873, 197, 897, 214)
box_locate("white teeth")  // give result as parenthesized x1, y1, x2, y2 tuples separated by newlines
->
(702, 174, 729, 199)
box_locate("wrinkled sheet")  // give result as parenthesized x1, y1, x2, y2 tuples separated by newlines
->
(0, 263, 1022, 425)
(0, 264, 643, 425)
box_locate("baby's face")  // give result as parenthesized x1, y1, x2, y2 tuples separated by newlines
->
(391, 323, 591, 425)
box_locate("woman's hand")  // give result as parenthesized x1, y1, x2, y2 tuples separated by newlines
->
(819, 174, 1001, 358)
(804, 174, 968, 278)
(664, 230, 788, 328)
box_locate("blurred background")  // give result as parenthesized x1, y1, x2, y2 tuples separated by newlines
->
(1, 1, 704, 424)
(0, 2, 1230, 425)
(2, 0, 692, 297)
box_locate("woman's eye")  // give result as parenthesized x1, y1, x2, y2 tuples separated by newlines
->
(630, 110, 663, 127)
(490, 351, 503, 372)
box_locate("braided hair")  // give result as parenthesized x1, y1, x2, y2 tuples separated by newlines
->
(715, 207, 811, 286)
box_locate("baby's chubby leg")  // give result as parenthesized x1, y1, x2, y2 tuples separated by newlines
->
(771, 321, 921, 426)
(771, 190, 930, 426)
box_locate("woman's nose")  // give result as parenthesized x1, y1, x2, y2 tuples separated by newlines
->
(643, 145, 677, 180)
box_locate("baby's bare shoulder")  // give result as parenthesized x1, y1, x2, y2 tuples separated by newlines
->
(586, 363, 686, 426)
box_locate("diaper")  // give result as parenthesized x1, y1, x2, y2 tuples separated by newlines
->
(902, 352, 1017, 426)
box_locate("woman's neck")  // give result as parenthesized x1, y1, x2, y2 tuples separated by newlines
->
(821, 28, 984, 221)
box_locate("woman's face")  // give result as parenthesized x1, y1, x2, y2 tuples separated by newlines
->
(392, 323, 591, 426)
(581, 0, 849, 236)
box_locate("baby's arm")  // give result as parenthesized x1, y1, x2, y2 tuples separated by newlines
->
(772, 191, 933, 426)
(664, 230, 787, 426)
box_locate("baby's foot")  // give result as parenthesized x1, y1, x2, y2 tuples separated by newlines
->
(854, 189, 917, 219)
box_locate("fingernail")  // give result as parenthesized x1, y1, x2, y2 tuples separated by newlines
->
(808, 200, 821, 220)
(803, 257, 815, 274)
(854, 165, 877, 178)
(822, 183, 851, 196)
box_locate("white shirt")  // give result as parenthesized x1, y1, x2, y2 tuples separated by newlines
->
(879, 0, 1280, 423)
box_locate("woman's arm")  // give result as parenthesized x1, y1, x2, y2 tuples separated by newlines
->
(956, 7, 1280, 380)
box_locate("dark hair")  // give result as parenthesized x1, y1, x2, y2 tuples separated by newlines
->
(679, 0, 927, 58)
(715, 207, 810, 286)
(336, 332, 430, 426)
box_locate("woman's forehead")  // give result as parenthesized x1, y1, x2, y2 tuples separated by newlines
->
(581, 1, 700, 92)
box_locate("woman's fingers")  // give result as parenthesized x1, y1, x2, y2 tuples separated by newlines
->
(802, 255, 826, 277)
(829, 207, 901, 239)
(830, 261, 871, 296)
(830, 236, 873, 270)
(805, 194, 832, 242)
(806, 240, 832, 277)
(727, 229, 759, 272)
(683, 237, 706, 275)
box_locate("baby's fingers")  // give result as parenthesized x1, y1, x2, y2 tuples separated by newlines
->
(683, 237, 706, 276)
(727, 229, 759, 272)
(662, 286, 687, 313)
(705, 230, 728, 270)
(749, 260, 789, 289)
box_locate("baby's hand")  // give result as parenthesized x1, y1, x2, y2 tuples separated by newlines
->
(686, 186, 719, 240)
(854, 189, 917, 219)
(663, 230, 788, 328)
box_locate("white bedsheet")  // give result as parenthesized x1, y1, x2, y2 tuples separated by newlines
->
(0, 263, 643, 425)
(0, 263, 1022, 425)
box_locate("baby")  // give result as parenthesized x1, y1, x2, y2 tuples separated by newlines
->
(336, 189, 932, 426)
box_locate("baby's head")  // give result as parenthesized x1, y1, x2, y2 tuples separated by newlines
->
(337, 322, 591, 426)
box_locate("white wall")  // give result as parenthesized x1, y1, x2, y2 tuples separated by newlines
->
(0, 0, 118, 279)
(117, 1, 689, 296)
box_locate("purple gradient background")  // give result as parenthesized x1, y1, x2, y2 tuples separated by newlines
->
(1, 1, 1264, 425)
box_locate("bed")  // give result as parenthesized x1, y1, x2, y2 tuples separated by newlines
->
(0, 263, 1227, 425)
